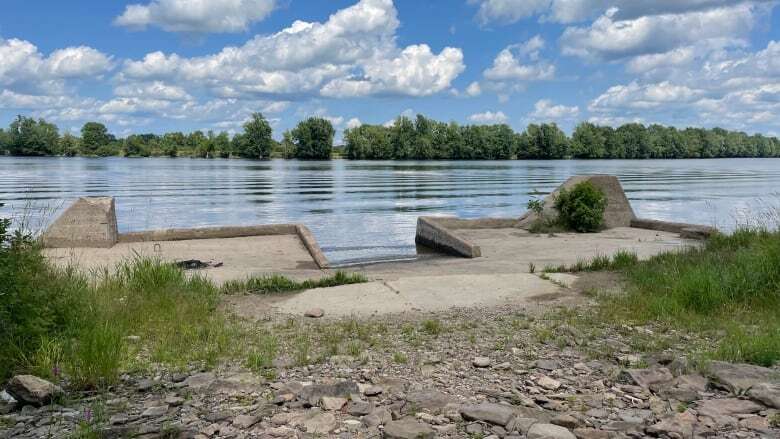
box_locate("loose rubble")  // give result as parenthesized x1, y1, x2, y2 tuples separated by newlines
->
(1, 305, 778, 438)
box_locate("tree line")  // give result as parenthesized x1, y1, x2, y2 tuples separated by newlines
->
(345, 115, 780, 159)
(1, 113, 779, 160)
(0, 114, 335, 160)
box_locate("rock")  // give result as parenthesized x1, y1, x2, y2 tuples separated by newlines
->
(183, 372, 216, 389)
(320, 396, 347, 411)
(572, 428, 611, 439)
(141, 405, 169, 418)
(646, 412, 698, 438)
(363, 407, 392, 427)
(109, 414, 128, 425)
(126, 335, 141, 342)
(164, 395, 185, 407)
(466, 423, 483, 435)
(6, 375, 63, 406)
(537, 376, 562, 391)
(460, 402, 515, 426)
(551, 414, 580, 429)
(0, 390, 17, 414)
(527, 423, 576, 439)
(619, 367, 673, 388)
(363, 385, 383, 396)
(384, 418, 435, 439)
(347, 400, 372, 416)
(303, 412, 337, 434)
(304, 308, 324, 318)
(707, 361, 780, 394)
(695, 398, 764, 417)
(299, 381, 358, 406)
(233, 414, 260, 429)
(473, 357, 492, 368)
(747, 382, 780, 409)
(206, 410, 232, 422)
(533, 360, 560, 371)
(136, 379, 155, 392)
(405, 391, 454, 414)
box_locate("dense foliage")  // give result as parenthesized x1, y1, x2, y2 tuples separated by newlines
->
(2, 113, 780, 160)
(553, 182, 608, 232)
(290, 117, 335, 160)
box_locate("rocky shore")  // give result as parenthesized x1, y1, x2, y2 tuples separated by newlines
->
(2, 303, 778, 439)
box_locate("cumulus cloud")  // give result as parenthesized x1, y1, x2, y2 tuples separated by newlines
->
(468, 0, 550, 25)
(115, 0, 276, 33)
(560, 4, 756, 61)
(346, 117, 363, 129)
(589, 81, 702, 112)
(484, 37, 555, 82)
(120, 0, 464, 99)
(465, 81, 482, 97)
(529, 99, 579, 120)
(468, 110, 508, 124)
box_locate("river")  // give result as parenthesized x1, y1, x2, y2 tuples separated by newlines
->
(1, 157, 778, 265)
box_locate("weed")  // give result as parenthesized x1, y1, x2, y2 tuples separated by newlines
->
(392, 352, 408, 364)
(528, 262, 536, 273)
(221, 271, 367, 295)
(421, 319, 443, 336)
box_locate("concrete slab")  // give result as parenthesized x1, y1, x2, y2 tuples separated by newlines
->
(42, 197, 118, 248)
(44, 234, 324, 283)
(258, 273, 575, 318)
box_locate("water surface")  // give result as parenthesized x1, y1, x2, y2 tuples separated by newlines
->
(1, 157, 778, 265)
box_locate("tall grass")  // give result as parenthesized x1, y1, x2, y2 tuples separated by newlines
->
(598, 228, 780, 366)
(221, 271, 367, 295)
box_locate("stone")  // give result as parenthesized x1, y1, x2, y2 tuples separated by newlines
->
(136, 379, 155, 392)
(473, 357, 492, 368)
(164, 395, 185, 407)
(572, 428, 611, 439)
(0, 390, 17, 414)
(141, 405, 169, 418)
(646, 412, 698, 438)
(405, 391, 454, 414)
(347, 400, 372, 416)
(42, 197, 118, 248)
(232, 414, 260, 429)
(320, 396, 347, 411)
(619, 368, 673, 388)
(695, 398, 764, 417)
(383, 418, 435, 439)
(551, 414, 580, 429)
(527, 423, 576, 439)
(747, 382, 780, 409)
(537, 376, 562, 391)
(299, 381, 358, 406)
(6, 375, 63, 406)
(363, 407, 392, 427)
(363, 385, 383, 396)
(707, 361, 780, 394)
(183, 372, 216, 389)
(533, 360, 560, 371)
(466, 423, 484, 435)
(304, 308, 324, 318)
(303, 412, 337, 434)
(460, 402, 516, 426)
(109, 414, 128, 425)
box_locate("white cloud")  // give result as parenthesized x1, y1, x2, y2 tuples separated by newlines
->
(115, 0, 276, 33)
(589, 81, 702, 112)
(46, 47, 113, 78)
(469, 0, 550, 25)
(114, 81, 192, 101)
(468, 110, 508, 124)
(120, 0, 463, 99)
(346, 117, 363, 129)
(560, 4, 756, 61)
(465, 81, 482, 97)
(484, 39, 554, 82)
(529, 99, 580, 120)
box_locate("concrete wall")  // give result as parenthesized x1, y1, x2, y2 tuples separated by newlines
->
(42, 197, 118, 248)
(517, 175, 636, 230)
(631, 218, 717, 240)
(415, 217, 482, 258)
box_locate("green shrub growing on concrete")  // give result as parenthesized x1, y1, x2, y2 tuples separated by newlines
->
(554, 181, 608, 232)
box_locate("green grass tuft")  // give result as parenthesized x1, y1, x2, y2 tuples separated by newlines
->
(221, 271, 367, 295)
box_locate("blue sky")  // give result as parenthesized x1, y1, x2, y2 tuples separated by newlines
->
(1, 0, 779, 139)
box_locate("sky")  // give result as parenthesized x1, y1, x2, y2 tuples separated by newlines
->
(1, 0, 779, 140)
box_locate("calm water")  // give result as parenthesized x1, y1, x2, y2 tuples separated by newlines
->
(1, 157, 779, 265)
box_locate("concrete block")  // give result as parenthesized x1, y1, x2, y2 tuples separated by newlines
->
(43, 197, 118, 248)
(631, 218, 717, 240)
(518, 175, 636, 230)
(415, 217, 481, 258)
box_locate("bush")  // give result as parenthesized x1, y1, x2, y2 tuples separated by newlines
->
(554, 181, 608, 232)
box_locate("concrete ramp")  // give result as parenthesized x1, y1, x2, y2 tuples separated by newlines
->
(42, 197, 118, 248)
(518, 175, 636, 230)
(265, 273, 578, 318)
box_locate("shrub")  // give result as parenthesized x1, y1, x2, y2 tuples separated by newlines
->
(554, 181, 608, 232)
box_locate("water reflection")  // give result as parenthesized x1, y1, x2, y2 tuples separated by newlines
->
(1, 157, 779, 264)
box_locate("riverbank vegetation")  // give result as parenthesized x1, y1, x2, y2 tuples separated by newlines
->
(2, 113, 780, 160)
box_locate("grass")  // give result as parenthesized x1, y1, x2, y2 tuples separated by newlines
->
(593, 228, 780, 366)
(543, 249, 639, 273)
(221, 271, 367, 295)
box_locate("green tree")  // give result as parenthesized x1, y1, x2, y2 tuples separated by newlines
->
(291, 117, 335, 160)
(571, 122, 606, 158)
(239, 113, 273, 159)
(80, 122, 111, 155)
(6, 116, 59, 156)
(59, 133, 81, 156)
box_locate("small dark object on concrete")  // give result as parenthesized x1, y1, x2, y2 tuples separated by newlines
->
(175, 259, 223, 270)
